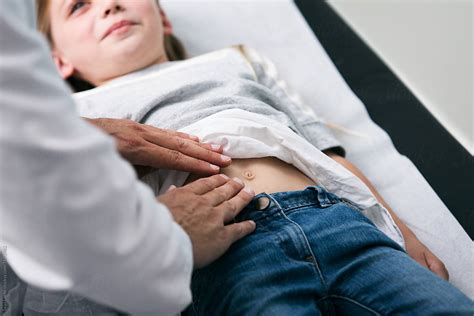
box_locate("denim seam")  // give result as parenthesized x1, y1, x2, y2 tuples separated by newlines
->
(70, 294, 94, 316)
(2, 279, 20, 314)
(37, 293, 70, 314)
(320, 295, 382, 315)
(2, 252, 9, 315)
(282, 203, 320, 214)
(340, 199, 363, 212)
(269, 196, 330, 294)
(254, 221, 288, 249)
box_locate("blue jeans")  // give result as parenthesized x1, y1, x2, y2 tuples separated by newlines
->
(0, 274, 123, 316)
(185, 186, 474, 315)
(1, 252, 27, 316)
(1, 254, 123, 315)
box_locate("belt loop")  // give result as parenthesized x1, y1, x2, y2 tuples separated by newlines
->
(306, 185, 334, 207)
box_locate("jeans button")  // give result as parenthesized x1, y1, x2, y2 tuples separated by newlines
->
(256, 196, 270, 211)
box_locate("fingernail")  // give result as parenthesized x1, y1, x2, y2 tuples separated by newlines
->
(232, 177, 244, 185)
(248, 220, 256, 228)
(191, 135, 200, 141)
(211, 144, 221, 151)
(221, 154, 231, 162)
(243, 186, 255, 195)
(219, 174, 229, 180)
(210, 164, 220, 171)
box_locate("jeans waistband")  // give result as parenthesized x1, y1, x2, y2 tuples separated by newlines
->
(235, 185, 341, 222)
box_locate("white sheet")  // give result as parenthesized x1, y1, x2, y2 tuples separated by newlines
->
(161, 0, 473, 298)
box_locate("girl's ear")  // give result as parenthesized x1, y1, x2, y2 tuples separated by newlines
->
(52, 50, 75, 79)
(159, 7, 173, 36)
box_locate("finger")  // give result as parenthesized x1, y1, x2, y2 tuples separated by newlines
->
(143, 126, 224, 154)
(425, 253, 449, 280)
(218, 186, 255, 223)
(224, 220, 256, 245)
(175, 131, 200, 142)
(166, 185, 177, 192)
(166, 134, 225, 155)
(144, 145, 222, 174)
(142, 125, 200, 142)
(172, 139, 231, 167)
(182, 142, 230, 166)
(143, 135, 231, 168)
(206, 177, 247, 206)
(184, 174, 230, 195)
(198, 143, 224, 154)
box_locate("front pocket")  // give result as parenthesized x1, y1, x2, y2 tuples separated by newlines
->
(23, 287, 70, 315)
(3, 279, 27, 316)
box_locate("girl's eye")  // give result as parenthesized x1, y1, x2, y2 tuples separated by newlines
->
(70, 1, 87, 15)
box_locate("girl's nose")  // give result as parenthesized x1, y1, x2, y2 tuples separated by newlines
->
(102, 0, 124, 18)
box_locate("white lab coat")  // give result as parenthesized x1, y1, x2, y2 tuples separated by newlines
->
(0, 1, 192, 315)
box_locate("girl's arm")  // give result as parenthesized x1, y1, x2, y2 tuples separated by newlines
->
(324, 150, 449, 280)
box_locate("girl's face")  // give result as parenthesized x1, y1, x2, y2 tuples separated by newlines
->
(49, 0, 172, 86)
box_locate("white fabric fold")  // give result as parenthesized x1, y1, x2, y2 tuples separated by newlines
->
(159, 109, 405, 248)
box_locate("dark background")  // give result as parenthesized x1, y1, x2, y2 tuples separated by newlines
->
(294, 0, 473, 239)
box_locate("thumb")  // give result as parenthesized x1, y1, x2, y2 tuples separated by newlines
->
(166, 185, 177, 192)
(225, 221, 256, 245)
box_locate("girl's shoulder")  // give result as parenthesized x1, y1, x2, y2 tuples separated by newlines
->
(228, 44, 271, 79)
(229, 44, 265, 65)
(180, 45, 264, 80)
(227, 45, 280, 82)
(193, 44, 265, 66)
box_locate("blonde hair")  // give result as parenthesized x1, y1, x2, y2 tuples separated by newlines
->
(36, 0, 187, 92)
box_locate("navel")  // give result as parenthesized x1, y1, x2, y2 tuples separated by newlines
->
(243, 170, 255, 180)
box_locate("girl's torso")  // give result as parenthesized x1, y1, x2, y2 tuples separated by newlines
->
(185, 157, 317, 194)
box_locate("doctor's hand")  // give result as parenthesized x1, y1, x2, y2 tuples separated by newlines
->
(84, 118, 231, 177)
(158, 174, 256, 269)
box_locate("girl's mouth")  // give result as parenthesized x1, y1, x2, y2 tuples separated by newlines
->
(103, 20, 136, 40)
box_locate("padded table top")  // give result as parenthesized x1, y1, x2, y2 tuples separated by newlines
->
(294, 0, 473, 240)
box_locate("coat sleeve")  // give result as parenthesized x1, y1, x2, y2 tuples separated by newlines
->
(0, 1, 192, 315)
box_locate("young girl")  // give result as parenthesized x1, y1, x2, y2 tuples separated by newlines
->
(27, 0, 472, 315)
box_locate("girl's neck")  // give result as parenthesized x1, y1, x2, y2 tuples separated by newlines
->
(96, 53, 170, 87)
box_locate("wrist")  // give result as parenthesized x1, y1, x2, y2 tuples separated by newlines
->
(383, 205, 416, 240)
(399, 225, 417, 241)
